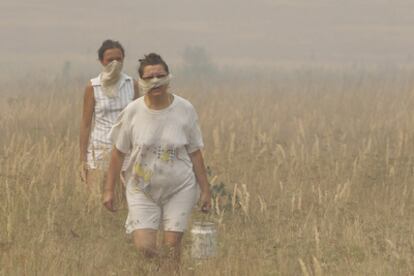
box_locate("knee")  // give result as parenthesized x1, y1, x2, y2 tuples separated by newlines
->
(133, 238, 157, 258)
(163, 236, 182, 258)
(164, 232, 183, 248)
(132, 229, 158, 258)
(164, 240, 181, 251)
(135, 243, 158, 258)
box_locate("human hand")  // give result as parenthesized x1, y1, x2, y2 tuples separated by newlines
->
(79, 161, 87, 183)
(103, 189, 116, 212)
(199, 189, 212, 213)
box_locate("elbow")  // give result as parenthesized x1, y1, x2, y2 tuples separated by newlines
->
(189, 149, 201, 157)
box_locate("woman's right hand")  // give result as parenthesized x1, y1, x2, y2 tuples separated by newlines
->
(79, 161, 88, 182)
(103, 147, 125, 212)
(103, 189, 116, 212)
(199, 189, 212, 213)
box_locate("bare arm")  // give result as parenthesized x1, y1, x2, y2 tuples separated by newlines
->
(133, 80, 139, 100)
(189, 149, 212, 212)
(103, 147, 125, 211)
(79, 83, 94, 163)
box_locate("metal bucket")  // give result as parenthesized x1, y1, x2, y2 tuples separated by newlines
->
(191, 221, 217, 259)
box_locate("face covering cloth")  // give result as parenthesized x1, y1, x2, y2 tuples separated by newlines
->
(138, 74, 172, 95)
(100, 60, 123, 97)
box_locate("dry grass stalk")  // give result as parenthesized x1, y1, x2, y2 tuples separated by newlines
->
(2, 70, 414, 275)
(298, 258, 310, 276)
(312, 256, 323, 276)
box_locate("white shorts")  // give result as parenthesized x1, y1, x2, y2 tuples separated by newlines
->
(125, 183, 199, 233)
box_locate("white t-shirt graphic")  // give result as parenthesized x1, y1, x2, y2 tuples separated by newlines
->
(110, 94, 204, 204)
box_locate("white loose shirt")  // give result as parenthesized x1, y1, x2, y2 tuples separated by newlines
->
(110, 94, 204, 204)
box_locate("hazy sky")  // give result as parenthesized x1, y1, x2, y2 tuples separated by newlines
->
(1, 0, 414, 75)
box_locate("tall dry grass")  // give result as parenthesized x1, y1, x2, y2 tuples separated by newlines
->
(1, 68, 414, 275)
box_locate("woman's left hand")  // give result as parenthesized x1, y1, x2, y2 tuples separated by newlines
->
(199, 189, 212, 213)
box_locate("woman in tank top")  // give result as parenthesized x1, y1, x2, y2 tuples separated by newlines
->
(79, 39, 139, 189)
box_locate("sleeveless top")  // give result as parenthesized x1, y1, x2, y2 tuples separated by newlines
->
(87, 73, 134, 169)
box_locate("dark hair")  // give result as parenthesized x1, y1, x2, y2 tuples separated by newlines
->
(98, 39, 125, 61)
(138, 53, 169, 78)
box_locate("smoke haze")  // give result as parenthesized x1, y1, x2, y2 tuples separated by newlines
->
(1, 0, 414, 77)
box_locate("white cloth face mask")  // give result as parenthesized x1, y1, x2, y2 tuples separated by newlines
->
(138, 74, 172, 95)
(100, 60, 123, 97)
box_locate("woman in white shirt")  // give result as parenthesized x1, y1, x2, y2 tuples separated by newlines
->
(79, 39, 138, 190)
(103, 53, 211, 273)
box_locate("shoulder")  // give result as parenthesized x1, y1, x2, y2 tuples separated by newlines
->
(122, 97, 144, 118)
(173, 94, 196, 111)
(120, 73, 136, 93)
(120, 73, 134, 88)
(85, 80, 93, 89)
(172, 94, 199, 122)
(84, 81, 94, 96)
(122, 73, 133, 83)
(122, 72, 132, 79)
(90, 75, 101, 86)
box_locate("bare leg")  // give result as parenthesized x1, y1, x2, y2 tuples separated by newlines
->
(161, 231, 183, 275)
(133, 229, 158, 258)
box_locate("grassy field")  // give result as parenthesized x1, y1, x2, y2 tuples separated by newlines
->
(1, 68, 414, 275)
